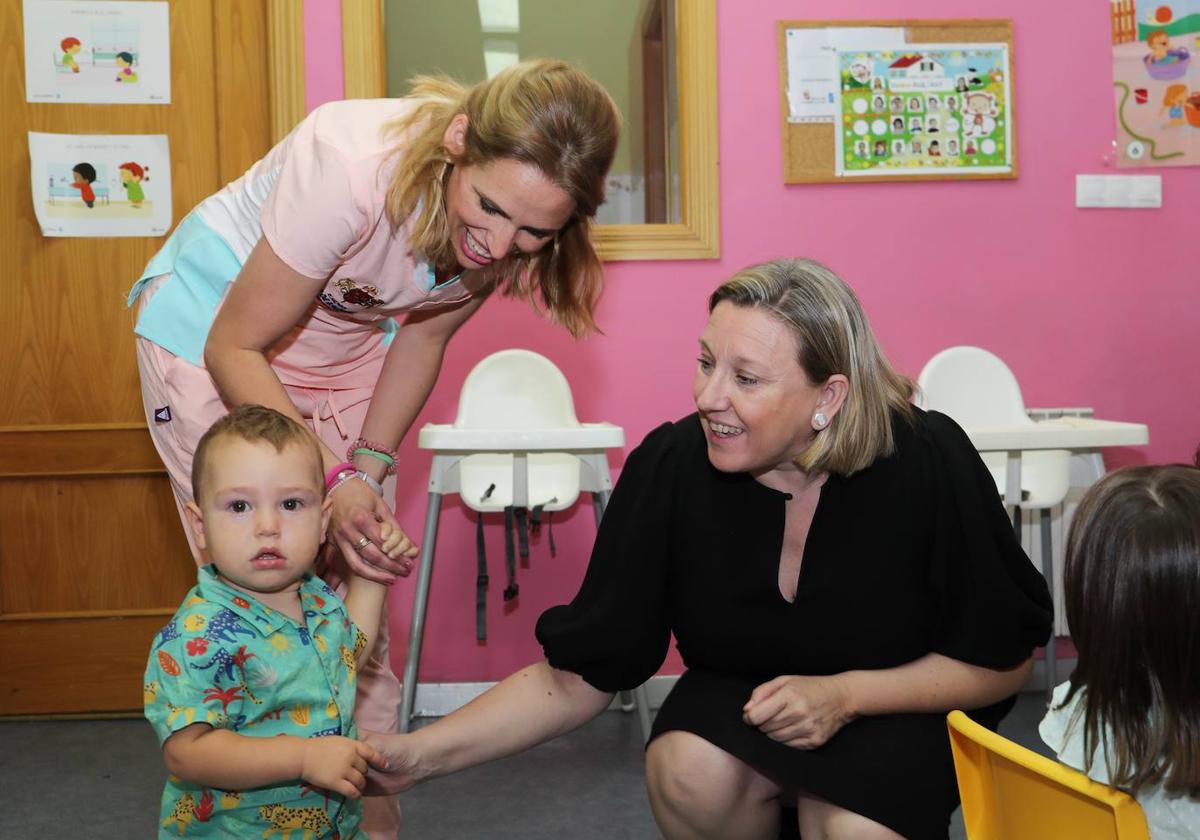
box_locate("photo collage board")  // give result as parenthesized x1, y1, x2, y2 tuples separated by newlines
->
(834, 44, 1012, 177)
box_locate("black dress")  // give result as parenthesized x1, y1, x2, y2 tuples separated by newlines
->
(536, 408, 1053, 839)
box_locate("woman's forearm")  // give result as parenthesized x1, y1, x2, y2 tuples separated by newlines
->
(204, 238, 343, 468)
(204, 344, 344, 469)
(350, 297, 488, 481)
(840, 653, 1033, 719)
(410, 661, 613, 780)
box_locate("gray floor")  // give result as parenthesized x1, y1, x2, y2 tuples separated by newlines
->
(0, 692, 1055, 839)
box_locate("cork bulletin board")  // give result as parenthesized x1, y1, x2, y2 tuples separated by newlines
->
(778, 19, 1017, 184)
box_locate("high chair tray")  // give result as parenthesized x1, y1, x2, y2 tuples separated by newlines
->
(418, 422, 625, 452)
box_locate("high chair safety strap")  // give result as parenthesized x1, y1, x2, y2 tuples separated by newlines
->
(474, 483, 496, 641)
(475, 512, 489, 641)
(502, 506, 521, 603)
(530, 501, 557, 558)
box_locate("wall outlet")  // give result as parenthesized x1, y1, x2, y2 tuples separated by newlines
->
(1075, 174, 1162, 208)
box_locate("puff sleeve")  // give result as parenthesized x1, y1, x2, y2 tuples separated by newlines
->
(922, 410, 1054, 668)
(259, 108, 372, 280)
(535, 422, 679, 693)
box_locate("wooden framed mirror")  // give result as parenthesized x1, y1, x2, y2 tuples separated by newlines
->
(267, 0, 718, 261)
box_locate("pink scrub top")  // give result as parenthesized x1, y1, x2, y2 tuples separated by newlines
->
(128, 98, 473, 391)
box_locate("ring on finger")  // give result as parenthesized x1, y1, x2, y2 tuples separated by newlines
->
(355, 536, 371, 551)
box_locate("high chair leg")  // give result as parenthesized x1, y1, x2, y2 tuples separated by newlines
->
(400, 491, 443, 732)
(1041, 507, 1056, 699)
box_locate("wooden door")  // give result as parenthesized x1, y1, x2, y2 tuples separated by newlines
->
(0, 0, 272, 716)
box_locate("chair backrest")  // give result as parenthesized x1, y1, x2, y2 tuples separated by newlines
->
(946, 710, 1150, 840)
(452, 350, 585, 513)
(455, 349, 580, 430)
(917, 346, 1031, 427)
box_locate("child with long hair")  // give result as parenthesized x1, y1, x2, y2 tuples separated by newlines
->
(1040, 464, 1200, 838)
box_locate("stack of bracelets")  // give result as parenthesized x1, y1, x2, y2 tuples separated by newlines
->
(323, 438, 398, 499)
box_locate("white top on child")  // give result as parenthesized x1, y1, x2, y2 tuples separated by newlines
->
(1040, 681, 1200, 840)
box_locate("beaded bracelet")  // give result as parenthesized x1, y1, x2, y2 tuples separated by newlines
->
(324, 461, 357, 493)
(347, 437, 398, 475)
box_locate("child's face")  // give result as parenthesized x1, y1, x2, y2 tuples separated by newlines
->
(120, 168, 134, 183)
(117, 56, 128, 68)
(186, 437, 330, 600)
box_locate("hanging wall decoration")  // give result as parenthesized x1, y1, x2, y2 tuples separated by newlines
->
(23, 0, 171, 105)
(29, 131, 172, 237)
(1111, 0, 1200, 166)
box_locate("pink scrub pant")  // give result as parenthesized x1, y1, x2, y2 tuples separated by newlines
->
(135, 283, 403, 838)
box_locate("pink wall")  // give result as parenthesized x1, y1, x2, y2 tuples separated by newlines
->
(304, 1, 1200, 683)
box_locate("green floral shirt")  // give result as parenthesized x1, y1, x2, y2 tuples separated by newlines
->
(144, 566, 364, 838)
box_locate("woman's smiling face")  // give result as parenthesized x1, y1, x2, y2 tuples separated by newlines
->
(693, 302, 830, 480)
(441, 115, 575, 272)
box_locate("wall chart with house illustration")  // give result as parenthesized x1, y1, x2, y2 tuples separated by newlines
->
(834, 44, 1011, 176)
(777, 19, 1017, 183)
(1111, 0, 1200, 166)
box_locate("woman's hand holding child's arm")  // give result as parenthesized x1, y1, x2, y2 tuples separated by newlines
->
(299, 733, 390, 799)
(163, 725, 387, 797)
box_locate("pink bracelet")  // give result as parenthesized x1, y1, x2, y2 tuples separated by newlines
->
(324, 461, 356, 492)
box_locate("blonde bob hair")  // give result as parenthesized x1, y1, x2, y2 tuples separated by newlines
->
(708, 259, 914, 476)
(384, 59, 620, 338)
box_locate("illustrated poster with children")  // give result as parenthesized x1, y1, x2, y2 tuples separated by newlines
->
(833, 44, 1012, 177)
(29, 132, 171, 237)
(1111, 0, 1200, 167)
(22, 0, 170, 105)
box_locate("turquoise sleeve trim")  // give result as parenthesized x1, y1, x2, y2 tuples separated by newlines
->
(127, 213, 245, 366)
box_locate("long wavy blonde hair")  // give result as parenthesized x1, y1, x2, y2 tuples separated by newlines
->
(384, 59, 620, 337)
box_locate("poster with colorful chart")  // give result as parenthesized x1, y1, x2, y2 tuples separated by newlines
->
(1111, 0, 1200, 167)
(29, 131, 172, 237)
(23, 0, 171, 104)
(833, 44, 1012, 177)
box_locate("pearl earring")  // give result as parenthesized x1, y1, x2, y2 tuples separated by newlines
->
(813, 412, 828, 429)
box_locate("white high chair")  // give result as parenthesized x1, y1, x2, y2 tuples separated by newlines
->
(917, 346, 1072, 697)
(399, 349, 653, 739)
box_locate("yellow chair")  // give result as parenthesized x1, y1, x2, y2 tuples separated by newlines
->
(946, 710, 1150, 840)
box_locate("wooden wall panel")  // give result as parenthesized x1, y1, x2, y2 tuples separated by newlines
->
(1, 2, 222, 427)
(0, 475, 193, 615)
(215, 0, 272, 182)
(1, 0, 274, 716)
(0, 615, 168, 715)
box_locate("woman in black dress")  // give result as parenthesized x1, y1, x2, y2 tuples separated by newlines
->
(364, 259, 1052, 839)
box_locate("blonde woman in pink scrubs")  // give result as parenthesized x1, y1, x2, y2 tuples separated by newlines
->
(128, 58, 619, 837)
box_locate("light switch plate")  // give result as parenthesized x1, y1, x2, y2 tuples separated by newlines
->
(1075, 174, 1162, 208)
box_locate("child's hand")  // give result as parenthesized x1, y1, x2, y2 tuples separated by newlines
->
(378, 521, 418, 561)
(299, 735, 389, 799)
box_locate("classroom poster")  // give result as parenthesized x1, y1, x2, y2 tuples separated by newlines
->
(785, 26, 907, 122)
(23, 0, 171, 104)
(29, 131, 172, 237)
(1111, 0, 1200, 167)
(833, 44, 1013, 177)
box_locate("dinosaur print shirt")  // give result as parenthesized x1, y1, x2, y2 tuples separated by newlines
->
(144, 566, 364, 838)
